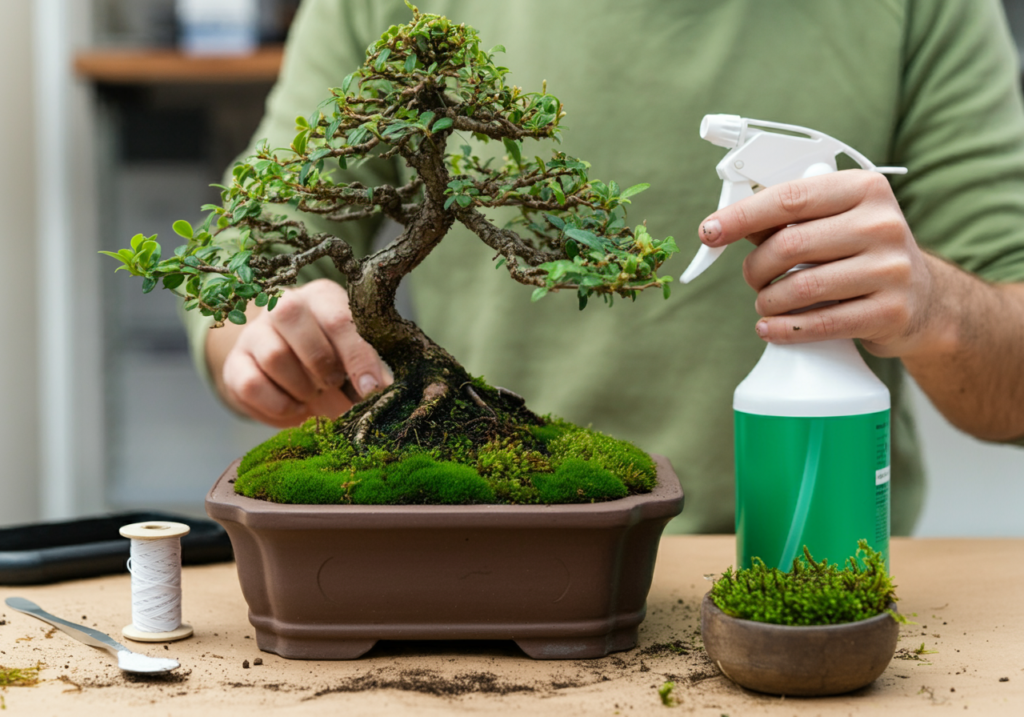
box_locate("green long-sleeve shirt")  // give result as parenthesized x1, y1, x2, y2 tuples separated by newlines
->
(188, 0, 1024, 533)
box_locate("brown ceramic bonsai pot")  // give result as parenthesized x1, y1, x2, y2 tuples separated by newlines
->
(205, 454, 683, 660)
(701, 592, 899, 696)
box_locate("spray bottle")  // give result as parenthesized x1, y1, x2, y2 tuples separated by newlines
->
(682, 115, 907, 571)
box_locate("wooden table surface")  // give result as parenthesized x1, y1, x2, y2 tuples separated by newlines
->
(1, 536, 1021, 715)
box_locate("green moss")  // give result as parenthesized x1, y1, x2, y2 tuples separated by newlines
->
(709, 541, 899, 626)
(234, 454, 353, 504)
(237, 426, 317, 477)
(235, 411, 657, 506)
(548, 427, 657, 491)
(350, 454, 496, 505)
(531, 458, 628, 503)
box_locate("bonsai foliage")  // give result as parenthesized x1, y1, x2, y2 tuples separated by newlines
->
(103, 5, 676, 476)
(710, 541, 899, 626)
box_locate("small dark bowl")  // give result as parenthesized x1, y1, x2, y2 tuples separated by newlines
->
(701, 592, 899, 696)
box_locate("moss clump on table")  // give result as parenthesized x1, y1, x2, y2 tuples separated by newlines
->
(234, 412, 657, 505)
(709, 540, 900, 626)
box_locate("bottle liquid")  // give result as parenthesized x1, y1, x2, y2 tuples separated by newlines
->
(682, 115, 906, 570)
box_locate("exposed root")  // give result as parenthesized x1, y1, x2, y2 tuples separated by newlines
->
(495, 386, 526, 406)
(354, 387, 400, 446)
(396, 382, 450, 444)
(463, 384, 497, 417)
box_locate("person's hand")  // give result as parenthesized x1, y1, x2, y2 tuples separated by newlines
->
(207, 279, 390, 427)
(696, 169, 947, 359)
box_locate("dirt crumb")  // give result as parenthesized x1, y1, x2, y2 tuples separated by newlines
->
(306, 668, 536, 699)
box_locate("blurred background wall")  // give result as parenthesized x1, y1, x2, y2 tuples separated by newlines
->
(1, 0, 1022, 534)
(0, 2, 39, 525)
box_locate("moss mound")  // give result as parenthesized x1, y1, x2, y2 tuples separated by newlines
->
(709, 541, 899, 626)
(235, 409, 659, 506)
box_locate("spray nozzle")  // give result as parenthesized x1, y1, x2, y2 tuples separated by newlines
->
(681, 115, 907, 283)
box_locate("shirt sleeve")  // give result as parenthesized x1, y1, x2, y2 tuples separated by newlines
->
(184, 0, 409, 396)
(891, 0, 1024, 284)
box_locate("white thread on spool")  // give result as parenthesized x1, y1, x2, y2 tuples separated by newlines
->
(119, 521, 194, 642)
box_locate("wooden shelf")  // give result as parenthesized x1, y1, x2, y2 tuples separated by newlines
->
(74, 46, 283, 84)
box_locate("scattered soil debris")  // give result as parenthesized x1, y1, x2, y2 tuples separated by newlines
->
(305, 668, 536, 700)
(640, 640, 690, 657)
(57, 675, 82, 692)
(44, 627, 57, 639)
(254, 658, 263, 666)
(999, 677, 1009, 682)
(242, 660, 250, 669)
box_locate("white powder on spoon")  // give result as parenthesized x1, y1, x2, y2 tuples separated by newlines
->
(117, 650, 180, 673)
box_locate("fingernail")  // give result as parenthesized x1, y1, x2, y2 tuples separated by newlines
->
(700, 219, 722, 245)
(755, 321, 769, 340)
(358, 374, 379, 397)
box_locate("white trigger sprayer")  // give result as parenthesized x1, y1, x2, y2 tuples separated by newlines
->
(683, 115, 906, 572)
(680, 114, 906, 283)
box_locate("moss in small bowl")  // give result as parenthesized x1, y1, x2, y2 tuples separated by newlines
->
(234, 409, 657, 506)
(709, 540, 901, 626)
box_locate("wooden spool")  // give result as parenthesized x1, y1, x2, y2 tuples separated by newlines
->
(119, 521, 194, 642)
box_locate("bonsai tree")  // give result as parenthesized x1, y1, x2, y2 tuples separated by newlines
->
(104, 5, 677, 503)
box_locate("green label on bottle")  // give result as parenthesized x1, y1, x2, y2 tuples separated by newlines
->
(735, 410, 890, 571)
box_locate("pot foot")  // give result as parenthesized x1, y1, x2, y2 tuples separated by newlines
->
(255, 630, 378, 660)
(515, 627, 638, 659)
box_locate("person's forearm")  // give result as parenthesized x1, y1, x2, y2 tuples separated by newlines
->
(901, 254, 1024, 442)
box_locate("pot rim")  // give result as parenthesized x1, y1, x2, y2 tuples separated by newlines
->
(206, 453, 684, 531)
(701, 592, 899, 632)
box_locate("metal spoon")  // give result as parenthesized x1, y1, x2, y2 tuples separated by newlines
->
(4, 597, 180, 675)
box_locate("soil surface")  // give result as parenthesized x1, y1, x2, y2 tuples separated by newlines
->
(0, 536, 1021, 715)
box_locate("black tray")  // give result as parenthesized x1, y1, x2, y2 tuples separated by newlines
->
(0, 512, 233, 585)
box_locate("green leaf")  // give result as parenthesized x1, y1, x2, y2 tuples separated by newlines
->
(183, 255, 200, 268)
(292, 129, 309, 156)
(662, 282, 672, 300)
(489, 44, 506, 54)
(564, 239, 579, 259)
(543, 213, 565, 231)
(237, 265, 254, 284)
(552, 184, 565, 206)
(130, 233, 145, 251)
(300, 162, 312, 186)
(531, 286, 549, 302)
(444, 196, 457, 210)
(268, 295, 279, 311)
(171, 219, 193, 239)
(228, 310, 247, 325)
(578, 291, 589, 311)
(141, 277, 157, 294)
(255, 292, 269, 307)
(455, 195, 472, 207)
(98, 250, 129, 266)
(495, 258, 506, 270)
(374, 48, 391, 70)
(341, 72, 357, 94)
(565, 228, 607, 251)
(621, 183, 651, 200)
(162, 274, 185, 290)
(502, 137, 522, 166)
(418, 111, 435, 128)
(404, 53, 418, 73)
(235, 283, 257, 298)
(294, 115, 310, 129)
(432, 117, 453, 132)
(228, 251, 252, 272)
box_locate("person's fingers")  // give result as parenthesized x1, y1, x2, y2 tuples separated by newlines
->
(754, 293, 909, 351)
(697, 170, 887, 248)
(268, 291, 348, 390)
(753, 256, 886, 317)
(741, 213, 876, 292)
(222, 349, 305, 426)
(302, 281, 388, 399)
(247, 325, 320, 404)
